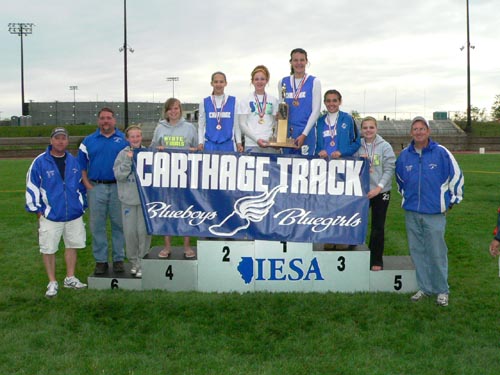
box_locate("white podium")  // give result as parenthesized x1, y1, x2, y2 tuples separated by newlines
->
(369, 256, 418, 292)
(197, 240, 255, 293)
(87, 262, 142, 291)
(141, 246, 198, 291)
(87, 241, 417, 294)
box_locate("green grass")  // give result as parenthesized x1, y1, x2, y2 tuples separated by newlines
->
(1, 156, 500, 374)
(455, 120, 500, 136)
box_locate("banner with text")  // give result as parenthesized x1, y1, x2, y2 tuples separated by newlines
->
(134, 150, 370, 244)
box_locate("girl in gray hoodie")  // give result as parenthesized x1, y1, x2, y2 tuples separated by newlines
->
(355, 117, 396, 271)
(151, 98, 197, 259)
(113, 125, 152, 277)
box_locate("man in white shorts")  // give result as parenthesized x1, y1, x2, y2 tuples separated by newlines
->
(26, 127, 88, 297)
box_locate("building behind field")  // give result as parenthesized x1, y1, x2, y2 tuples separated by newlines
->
(18, 101, 199, 126)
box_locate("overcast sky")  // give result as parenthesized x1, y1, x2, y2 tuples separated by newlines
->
(2, 0, 499, 120)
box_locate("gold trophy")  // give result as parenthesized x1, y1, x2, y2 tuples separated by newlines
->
(269, 84, 298, 148)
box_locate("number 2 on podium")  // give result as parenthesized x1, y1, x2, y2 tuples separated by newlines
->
(222, 246, 230, 262)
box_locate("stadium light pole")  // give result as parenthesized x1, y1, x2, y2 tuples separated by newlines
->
(69, 85, 78, 125)
(8, 23, 34, 116)
(464, 0, 473, 133)
(119, 0, 134, 128)
(166, 76, 179, 98)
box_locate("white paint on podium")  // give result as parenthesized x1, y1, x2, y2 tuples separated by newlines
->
(312, 250, 370, 292)
(253, 240, 314, 292)
(369, 256, 418, 293)
(141, 246, 198, 291)
(87, 263, 142, 291)
(197, 240, 255, 293)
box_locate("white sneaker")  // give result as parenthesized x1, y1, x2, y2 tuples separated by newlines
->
(46, 281, 58, 298)
(64, 276, 87, 289)
(436, 293, 449, 307)
(135, 269, 142, 278)
(411, 290, 428, 302)
(130, 266, 137, 275)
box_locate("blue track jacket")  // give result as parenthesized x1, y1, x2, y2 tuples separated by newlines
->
(26, 146, 86, 222)
(316, 111, 360, 157)
(395, 138, 464, 214)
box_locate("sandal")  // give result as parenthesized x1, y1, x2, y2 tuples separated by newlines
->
(371, 265, 383, 271)
(158, 248, 171, 258)
(184, 249, 196, 259)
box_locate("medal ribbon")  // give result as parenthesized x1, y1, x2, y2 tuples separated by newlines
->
(254, 92, 267, 121)
(211, 95, 227, 126)
(363, 139, 376, 168)
(326, 113, 339, 143)
(291, 74, 308, 102)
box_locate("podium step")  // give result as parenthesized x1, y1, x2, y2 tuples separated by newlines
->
(87, 262, 142, 290)
(141, 246, 198, 291)
(369, 256, 418, 293)
(197, 240, 255, 293)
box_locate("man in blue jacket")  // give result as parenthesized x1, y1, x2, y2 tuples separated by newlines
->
(396, 116, 464, 307)
(26, 127, 87, 298)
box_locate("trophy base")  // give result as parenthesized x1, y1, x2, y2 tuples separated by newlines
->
(268, 140, 299, 149)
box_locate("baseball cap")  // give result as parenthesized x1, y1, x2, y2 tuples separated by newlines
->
(411, 116, 430, 129)
(50, 127, 69, 138)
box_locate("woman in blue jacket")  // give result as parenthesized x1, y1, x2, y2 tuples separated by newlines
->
(317, 89, 360, 159)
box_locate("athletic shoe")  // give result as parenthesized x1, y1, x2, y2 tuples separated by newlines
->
(436, 293, 449, 307)
(135, 269, 142, 278)
(113, 261, 125, 273)
(46, 281, 58, 298)
(130, 266, 137, 275)
(411, 290, 428, 302)
(94, 262, 108, 275)
(64, 276, 87, 289)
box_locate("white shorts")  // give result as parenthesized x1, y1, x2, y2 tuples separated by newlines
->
(39, 216, 86, 254)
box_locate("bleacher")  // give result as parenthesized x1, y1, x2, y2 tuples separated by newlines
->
(373, 119, 465, 137)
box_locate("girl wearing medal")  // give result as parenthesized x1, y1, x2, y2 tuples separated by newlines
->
(278, 48, 322, 156)
(198, 71, 242, 153)
(354, 116, 396, 271)
(317, 89, 360, 159)
(238, 65, 280, 154)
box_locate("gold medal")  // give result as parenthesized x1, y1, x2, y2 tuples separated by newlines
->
(330, 141, 335, 147)
(254, 92, 268, 124)
(216, 124, 222, 130)
(291, 75, 307, 108)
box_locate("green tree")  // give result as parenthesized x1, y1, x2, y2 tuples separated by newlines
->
(351, 110, 361, 120)
(453, 106, 488, 122)
(453, 111, 466, 121)
(491, 94, 500, 121)
(471, 106, 488, 121)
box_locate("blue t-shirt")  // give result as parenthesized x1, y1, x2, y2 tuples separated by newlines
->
(78, 128, 128, 180)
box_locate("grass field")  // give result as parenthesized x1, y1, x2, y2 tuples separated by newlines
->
(1, 155, 500, 374)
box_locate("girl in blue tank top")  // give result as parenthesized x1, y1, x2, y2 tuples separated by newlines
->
(278, 48, 322, 156)
(197, 72, 242, 152)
